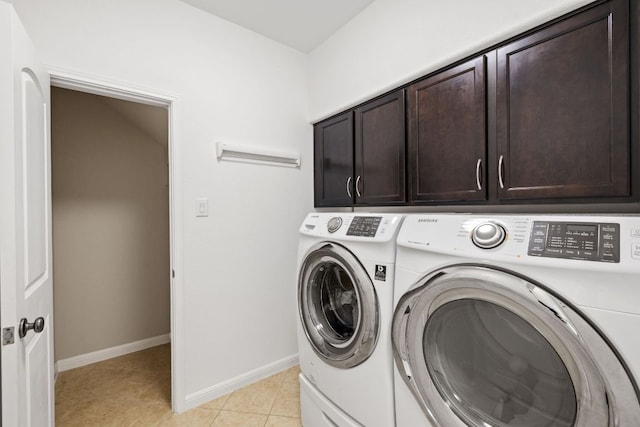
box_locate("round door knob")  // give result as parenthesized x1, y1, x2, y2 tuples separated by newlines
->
(18, 316, 45, 339)
(327, 217, 343, 233)
(472, 222, 506, 249)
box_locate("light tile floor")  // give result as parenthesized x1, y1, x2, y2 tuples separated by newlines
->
(55, 344, 302, 426)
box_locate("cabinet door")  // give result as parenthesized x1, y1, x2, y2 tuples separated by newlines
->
(314, 112, 354, 207)
(354, 90, 406, 205)
(407, 57, 487, 203)
(496, 0, 629, 200)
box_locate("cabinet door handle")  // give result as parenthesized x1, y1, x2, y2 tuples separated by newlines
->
(355, 175, 362, 198)
(346, 177, 352, 198)
(475, 159, 482, 191)
(498, 155, 505, 189)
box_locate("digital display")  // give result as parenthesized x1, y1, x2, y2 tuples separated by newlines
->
(566, 224, 597, 233)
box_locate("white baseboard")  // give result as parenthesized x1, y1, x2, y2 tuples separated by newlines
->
(55, 333, 171, 372)
(183, 353, 299, 411)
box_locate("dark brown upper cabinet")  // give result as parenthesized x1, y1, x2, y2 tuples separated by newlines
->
(354, 90, 406, 205)
(312, 0, 635, 208)
(407, 56, 487, 203)
(314, 111, 354, 207)
(314, 90, 405, 207)
(495, 0, 629, 201)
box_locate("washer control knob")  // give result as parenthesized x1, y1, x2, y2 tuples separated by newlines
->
(472, 222, 506, 249)
(327, 217, 343, 233)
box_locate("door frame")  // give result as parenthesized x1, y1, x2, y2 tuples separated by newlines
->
(48, 66, 185, 413)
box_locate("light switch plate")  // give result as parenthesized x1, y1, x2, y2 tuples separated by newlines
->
(196, 198, 209, 217)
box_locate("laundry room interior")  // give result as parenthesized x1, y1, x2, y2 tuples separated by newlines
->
(2, 0, 639, 426)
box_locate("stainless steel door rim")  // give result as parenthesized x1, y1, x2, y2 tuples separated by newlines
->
(299, 242, 379, 369)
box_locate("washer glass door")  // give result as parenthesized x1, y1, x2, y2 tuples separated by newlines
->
(392, 265, 640, 427)
(299, 242, 378, 368)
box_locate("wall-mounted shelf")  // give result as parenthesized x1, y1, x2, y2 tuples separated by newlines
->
(215, 142, 300, 168)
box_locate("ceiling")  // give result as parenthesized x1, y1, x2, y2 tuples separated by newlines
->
(179, 0, 375, 53)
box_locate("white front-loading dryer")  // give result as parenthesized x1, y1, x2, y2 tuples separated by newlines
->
(297, 212, 404, 427)
(392, 214, 640, 427)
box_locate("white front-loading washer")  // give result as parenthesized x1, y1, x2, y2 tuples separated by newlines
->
(297, 212, 404, 427)
(392, 213, 640, 427)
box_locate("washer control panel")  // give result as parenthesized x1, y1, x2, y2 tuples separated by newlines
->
(528, 221, 620, 263)
(300, 213, 403, 242)
(346, 216, 382, 237)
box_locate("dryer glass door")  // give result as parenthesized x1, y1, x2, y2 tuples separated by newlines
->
(299, 242, 378, 369)
(392, 265, 640, 427)
(424, 299, 576, 426)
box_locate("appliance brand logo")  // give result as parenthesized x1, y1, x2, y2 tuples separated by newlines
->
(418, 218, 438, 223)
(374, 265, 386, 281)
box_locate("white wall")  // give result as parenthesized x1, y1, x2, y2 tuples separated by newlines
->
(51, 87, 170, 361)
(12, 0, 601, 410)
(308, 0, 595, 121)
(11, 0, 313, 409)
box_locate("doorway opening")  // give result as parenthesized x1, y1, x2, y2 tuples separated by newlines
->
(48, 73, 181, 418)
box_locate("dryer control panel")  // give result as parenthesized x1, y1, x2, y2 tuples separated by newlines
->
(528, 221, 620, 263)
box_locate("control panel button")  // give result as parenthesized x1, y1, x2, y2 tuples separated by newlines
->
(632, 243, 640, 260)
(472, 222, 506, 249)
(327, 217, 343, 233)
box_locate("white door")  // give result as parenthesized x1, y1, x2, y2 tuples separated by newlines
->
(1, 3, 54, 426)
